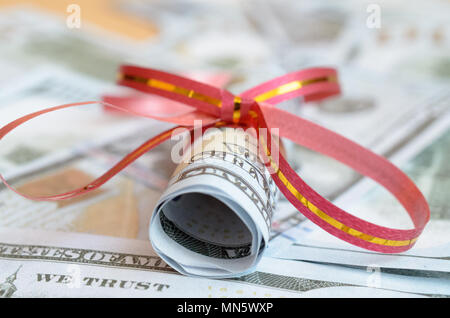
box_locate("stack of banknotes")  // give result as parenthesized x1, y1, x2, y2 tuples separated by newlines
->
(0, 0, 449, 297)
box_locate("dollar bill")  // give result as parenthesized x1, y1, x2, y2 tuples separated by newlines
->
(150, 127, 278, 278)
(0, 227, 302, 298)
(256, 257, 449, 297)
(0, 227, 429, 298)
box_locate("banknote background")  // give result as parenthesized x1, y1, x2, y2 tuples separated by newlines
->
(0, 0, 449, 297)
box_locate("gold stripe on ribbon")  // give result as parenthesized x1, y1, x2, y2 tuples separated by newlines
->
(122, 74, 223, 108)
(248, 110, 258, 119)
(232, 96, 242, 123)
(259, 135, 417, 247)
(254, 76, 336, 103)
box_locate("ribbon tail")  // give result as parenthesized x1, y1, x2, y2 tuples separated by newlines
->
(0, 100, 198, 201)
(102, 95, 218, 126)
(254, 105, 429, 253)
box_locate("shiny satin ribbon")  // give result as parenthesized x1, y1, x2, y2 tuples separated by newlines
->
(0, 65, 430, 253)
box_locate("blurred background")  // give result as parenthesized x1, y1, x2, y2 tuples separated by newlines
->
(0, 0, 448, 241)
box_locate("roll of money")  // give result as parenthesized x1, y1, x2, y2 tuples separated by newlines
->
(149, 127, 278, 278)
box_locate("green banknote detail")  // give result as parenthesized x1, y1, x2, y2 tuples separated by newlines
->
(160, 212, 257, 259)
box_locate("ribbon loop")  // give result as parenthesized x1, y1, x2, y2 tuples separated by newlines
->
(219, 89, 254, 124)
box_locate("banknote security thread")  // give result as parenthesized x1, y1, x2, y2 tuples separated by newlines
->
(149, 128, 276, 277)
(0, 65, 430, 278)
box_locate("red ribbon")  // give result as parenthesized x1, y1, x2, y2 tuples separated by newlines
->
(0, 65, 430, 253)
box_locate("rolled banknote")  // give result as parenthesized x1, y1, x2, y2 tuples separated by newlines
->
(149, 127, 278, 278)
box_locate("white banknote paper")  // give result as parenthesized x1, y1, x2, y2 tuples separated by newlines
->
(0, 227, 428, 298)
(150, 128, 278, 278)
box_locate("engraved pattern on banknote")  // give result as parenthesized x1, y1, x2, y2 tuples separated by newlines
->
(405, 128, 450, 220)
(0, 241, 351, 295)
(191, 149, 277, 210)
(5, 145, 46, 165)
(222, 140, 278, 197)
(0, 242, 175, 273)
(374, 267, 450, 280)
(176, 165, 273, 229)
(353, 127, 450, 222)
(234, 271, 352, 292)
(159, 212, 254, 259)
(0, 265, 21, 298)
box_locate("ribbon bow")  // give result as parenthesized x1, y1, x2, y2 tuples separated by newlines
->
(0, 65, 429, 253)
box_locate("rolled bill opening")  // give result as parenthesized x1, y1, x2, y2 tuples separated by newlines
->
(150, 127, 277, 278)
(159, 193, 253, 258)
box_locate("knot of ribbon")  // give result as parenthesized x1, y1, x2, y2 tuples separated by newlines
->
(0, 64, 430, 253)
(218, 90, 254, 124)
